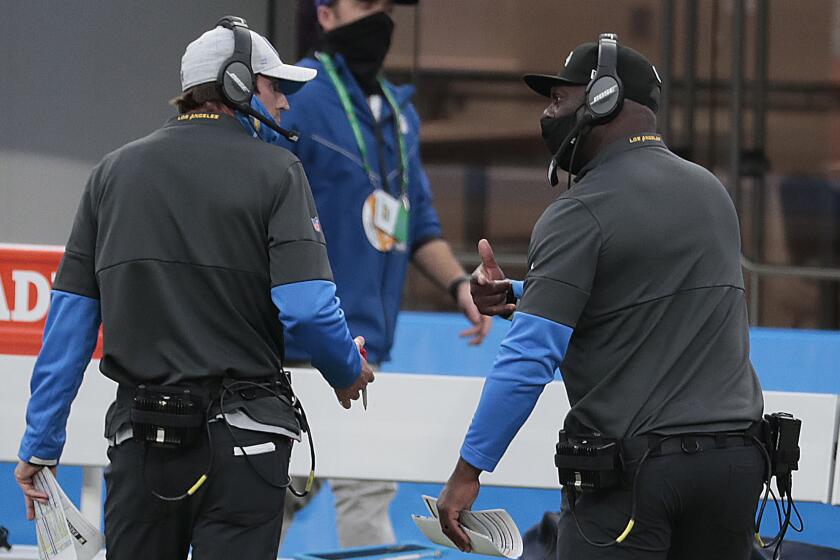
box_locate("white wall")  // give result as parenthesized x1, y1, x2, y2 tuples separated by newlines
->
(3, 356, 839, 502)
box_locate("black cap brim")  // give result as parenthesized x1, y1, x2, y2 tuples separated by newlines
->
(523, 73, 588, 98)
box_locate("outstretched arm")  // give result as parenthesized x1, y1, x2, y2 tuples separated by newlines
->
(437, 311, 573, 549)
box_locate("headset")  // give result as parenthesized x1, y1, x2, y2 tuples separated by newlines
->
(216, 16, 300, 142)
(585, 34, 624, 125)
(549, 33, 624, 187)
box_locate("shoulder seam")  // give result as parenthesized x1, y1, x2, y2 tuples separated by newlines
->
(527, 274, 591, 296)
(63, 248, 93, 260)
(268, 238, 327, 250)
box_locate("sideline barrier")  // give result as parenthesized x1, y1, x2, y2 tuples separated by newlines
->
(1, 244, 839, 525)
(3, 361, 839, 520)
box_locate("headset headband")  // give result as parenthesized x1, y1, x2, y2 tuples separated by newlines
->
(584, 33, 624, 123)
(593, 34, 618, 82)
(217, 16, 255, 107)
(225, 17, 251, 58)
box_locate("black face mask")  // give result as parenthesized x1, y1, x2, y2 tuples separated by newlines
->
(324, 12, 394, 95)
(540, 105, 586, 175)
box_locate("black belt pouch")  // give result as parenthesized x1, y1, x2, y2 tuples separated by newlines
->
(554, 431, 622, 491)
(130, 385, 209, 449)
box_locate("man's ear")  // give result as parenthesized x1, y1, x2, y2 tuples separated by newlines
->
(317, 5, 337, 31)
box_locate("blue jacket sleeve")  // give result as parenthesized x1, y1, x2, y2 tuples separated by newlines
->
(18, 290, 101, 465)
(272, 280, 361, 389)
(460, 311, 572, 472)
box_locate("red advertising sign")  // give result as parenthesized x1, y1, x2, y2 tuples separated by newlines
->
(0, 244, 103, 358)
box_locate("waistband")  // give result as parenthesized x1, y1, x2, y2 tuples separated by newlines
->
(620, 421, 765, 464)
(115, 374, 292, 405)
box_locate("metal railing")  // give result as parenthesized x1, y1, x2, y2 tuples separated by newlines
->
(741, 256, 840, 326)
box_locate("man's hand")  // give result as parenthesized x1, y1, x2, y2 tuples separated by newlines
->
(437, 458, 482, 552)
(457, 281, 493, 345)
(471, 239, 516, 317)
(335, 336, 375, 409)
(14, 461, 52, 521)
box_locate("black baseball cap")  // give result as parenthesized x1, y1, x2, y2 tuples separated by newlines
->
(524, 41, 662, 113)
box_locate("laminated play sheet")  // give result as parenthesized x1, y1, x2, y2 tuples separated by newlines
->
(411, 495, 523, 558)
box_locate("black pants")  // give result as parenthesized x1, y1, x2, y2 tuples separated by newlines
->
(104, 423, 292, 560)
(553, 445, 765, 560)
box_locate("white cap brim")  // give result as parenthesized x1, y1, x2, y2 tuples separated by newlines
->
(258, 61, 317, 83)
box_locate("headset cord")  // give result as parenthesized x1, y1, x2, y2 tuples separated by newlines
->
(752, 434, 776, 545)
(567, 441, 662, 548)
(566, 132, 581, 191)
(789, 498, 804, 533)
(287, 398, 316, 497)
(219, 379, 316, 497)
(570, 432, 773, 549)
(142, 398, 215, 502)
(771, 478, 802, 560)
(750, 433, 802, 558)
(547, 113, 591, 189)
(563, 119, 591, 191)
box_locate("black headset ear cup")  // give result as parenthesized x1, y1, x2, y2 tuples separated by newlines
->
(216, 19, 255, 109)
(221, 60, 254, 105)
(585, 75, 624, 122)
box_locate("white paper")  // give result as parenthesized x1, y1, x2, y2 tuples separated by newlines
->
(412, 495, 523, 558)
(233, 441, 276, 456)
(33, 469, 105, 560)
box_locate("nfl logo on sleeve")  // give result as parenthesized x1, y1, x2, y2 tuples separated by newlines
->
(311, 216, 322, 232)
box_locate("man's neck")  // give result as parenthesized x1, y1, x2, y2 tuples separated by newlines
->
(578, 110, 657, 168)
(319, 38, 383, 96)
(193, 102, 235, 117)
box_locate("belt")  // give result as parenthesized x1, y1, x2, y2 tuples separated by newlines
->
(115, 373, 291, 405)
(109, 374, 299, 446)
(621, 422, 765, 464)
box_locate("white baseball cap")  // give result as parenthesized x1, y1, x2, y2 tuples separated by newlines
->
(180, 26, 317, 92)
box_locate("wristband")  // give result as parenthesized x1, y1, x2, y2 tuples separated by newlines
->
(447, 274, 471, 302)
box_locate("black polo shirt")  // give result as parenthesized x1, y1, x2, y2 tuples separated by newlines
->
(55, 112, 331, 388)
(518, 133, 763, 438)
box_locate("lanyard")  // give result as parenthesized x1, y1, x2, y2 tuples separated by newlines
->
(317, 52, 409, 197)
